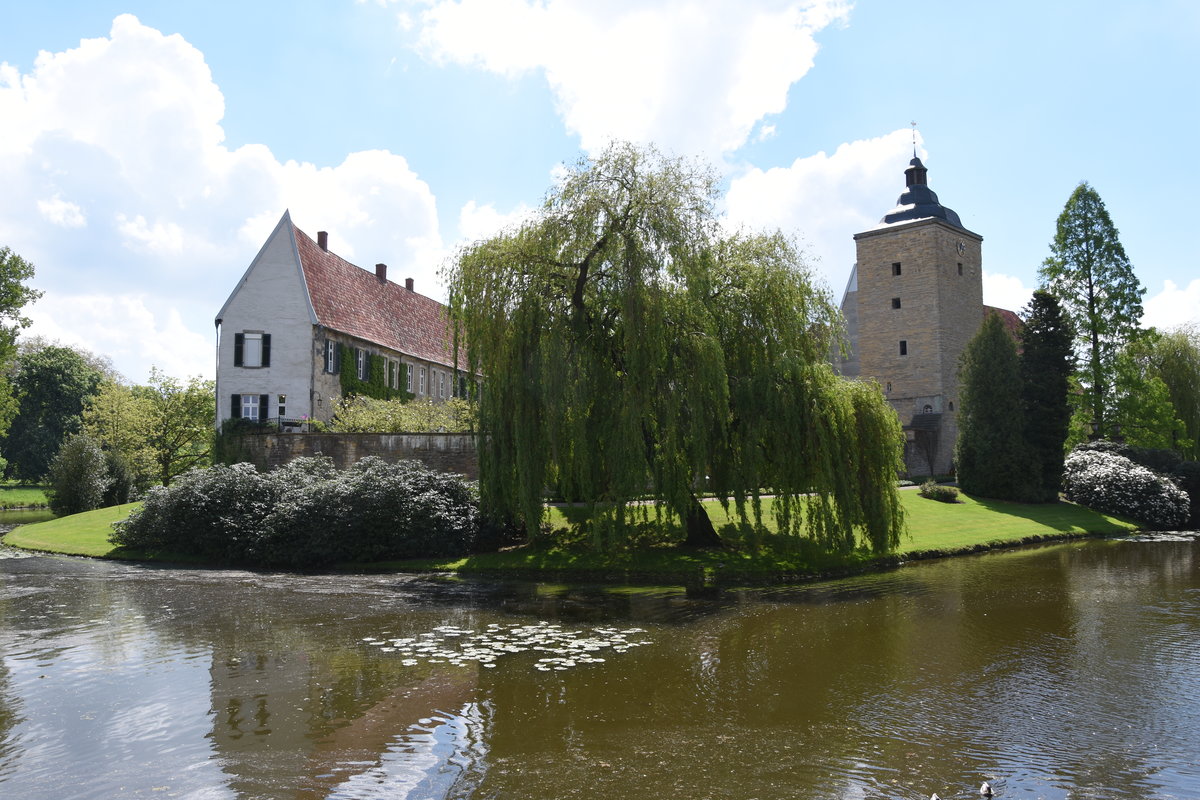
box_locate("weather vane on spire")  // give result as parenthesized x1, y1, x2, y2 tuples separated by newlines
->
(910, 121, 918, 158)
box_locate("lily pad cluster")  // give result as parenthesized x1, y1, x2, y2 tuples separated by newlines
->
(361, 621, 650, 672)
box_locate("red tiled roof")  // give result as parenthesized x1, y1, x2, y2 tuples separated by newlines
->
(294, 225, 460, 368)
(985, 306, 1023, 341)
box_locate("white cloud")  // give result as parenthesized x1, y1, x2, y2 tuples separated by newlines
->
(407, 0, 850, 156)
(982, 271, 1034, 315)
(24, 293, 213, 381)
(0, 15, 444, 381)
(724, 129, 918, 293)
(457, 199, 534, 243)
(37, 194, 86, 227)
(1143, 279, 1200, 330)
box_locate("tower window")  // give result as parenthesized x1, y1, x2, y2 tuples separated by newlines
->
(957, 262, 963, 276)
(899, 340, 908, 356)
(892, 262, 902, 276)
(886, 382, 892, 393)
(891, 297, 901, 309)
(949, 401, 955, 411)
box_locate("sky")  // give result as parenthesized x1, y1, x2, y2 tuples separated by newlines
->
(1, 0, 1197, 383)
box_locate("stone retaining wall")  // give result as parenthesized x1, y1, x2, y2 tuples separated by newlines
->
(230, 433, 479, 479)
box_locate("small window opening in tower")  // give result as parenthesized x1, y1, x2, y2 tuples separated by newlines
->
(923, 404, 933, 414)
(886, 381, 892, 393)
(949, 401, 955, 411)
(891, 297, 901, 309)
(899, 340, 908, 356)
(957, 262, 963, 276)
(892, 262, 902, 276)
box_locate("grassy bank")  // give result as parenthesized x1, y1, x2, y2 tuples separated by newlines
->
(0, 482, 49, 509)
(3, 491, 1139, 585)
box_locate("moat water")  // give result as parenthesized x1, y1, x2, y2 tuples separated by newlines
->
(1, 531, 1199, 799)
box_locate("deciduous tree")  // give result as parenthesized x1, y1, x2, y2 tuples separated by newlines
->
(137, 369, 215, 486)
(446, 143, 904, 551)
(2, 345, 103, 481)
(1038, 182, 1145, 440)
(0, 247, 44, 445)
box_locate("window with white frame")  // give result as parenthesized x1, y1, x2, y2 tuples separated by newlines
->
(242, 394, 261, 421)
(234, 332, 270, 368)
(419, 367, 427, 395)
(439, 371, 446, 399)
(324, 340, 337, 373)
(406, 364, 414, 393)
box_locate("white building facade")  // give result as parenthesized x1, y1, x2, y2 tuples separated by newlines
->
(215, 211, 464, 429)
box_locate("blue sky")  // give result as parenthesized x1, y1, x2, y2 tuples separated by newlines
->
(2, 0, 1197, 382)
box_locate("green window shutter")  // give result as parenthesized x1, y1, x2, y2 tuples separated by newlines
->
(261, 334, 271, 367)
(231, 394, 242, 418)
(234, 333, 244, 367)
(259, 394, 270, 421)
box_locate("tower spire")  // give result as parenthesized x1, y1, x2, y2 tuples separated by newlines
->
(911, 120, 918, 158)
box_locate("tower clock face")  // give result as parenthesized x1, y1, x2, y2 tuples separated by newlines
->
(956, 240, 966, 256)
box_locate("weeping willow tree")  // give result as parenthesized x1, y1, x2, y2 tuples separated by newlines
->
(446, 143, 904, 552)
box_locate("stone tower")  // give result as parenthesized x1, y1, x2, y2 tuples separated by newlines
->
(839, 156, 985, 476)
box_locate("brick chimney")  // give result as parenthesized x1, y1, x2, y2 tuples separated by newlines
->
(317, 231, 328, 251)
(375, 263, 387, 281)
(405, 278, 414, 292)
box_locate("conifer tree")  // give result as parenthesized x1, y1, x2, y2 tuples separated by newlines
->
(446, 143, 905, 552)
(1020, 290, 1074, 501)
(1038, 182, 1145, 439)
(957, 312, 1036, 500)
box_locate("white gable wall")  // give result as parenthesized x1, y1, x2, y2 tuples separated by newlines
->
(215, 216, 317, 427)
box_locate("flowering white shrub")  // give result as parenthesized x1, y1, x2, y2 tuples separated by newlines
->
(1062, 449, 1190, 530)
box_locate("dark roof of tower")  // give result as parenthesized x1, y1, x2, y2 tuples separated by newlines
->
(879, 156, 963, 228)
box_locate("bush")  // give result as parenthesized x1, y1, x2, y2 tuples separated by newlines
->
(102, 450, 138, 506)
(1170, 461, 1200, 529)
(918, 480, 959, 503)
(47, 434, 112, 516)
(111, 456, 493, 567)
(1073, 440, 1183, 475)
(1062, 448, 1190, 530)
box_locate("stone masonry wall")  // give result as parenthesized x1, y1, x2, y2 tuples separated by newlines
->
(230, 432, 479, 479)
(853, 217, 984, 475)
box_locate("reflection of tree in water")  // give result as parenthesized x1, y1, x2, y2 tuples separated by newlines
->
(0, 658, 23, 782)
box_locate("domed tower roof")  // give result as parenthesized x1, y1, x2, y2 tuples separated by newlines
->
(879, 156, 963, 227)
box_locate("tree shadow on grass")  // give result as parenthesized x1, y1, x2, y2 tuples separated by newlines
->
(964, 495, 1138, 534)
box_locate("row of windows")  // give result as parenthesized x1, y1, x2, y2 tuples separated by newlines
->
(323, 339, 459, 399)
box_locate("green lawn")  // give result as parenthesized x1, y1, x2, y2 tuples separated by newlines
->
(0, 482, 49, 509)
(2, 490, 1139, 584)
(3, 503, 141, 557)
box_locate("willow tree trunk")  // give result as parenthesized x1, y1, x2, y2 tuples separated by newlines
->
(682, 493, 722, 548)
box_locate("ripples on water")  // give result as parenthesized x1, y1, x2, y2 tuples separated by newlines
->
(2, 536, 1200, 799)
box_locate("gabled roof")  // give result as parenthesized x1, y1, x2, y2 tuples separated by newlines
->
(293, 224, 460, 369)
(985, 306, 1023, 340)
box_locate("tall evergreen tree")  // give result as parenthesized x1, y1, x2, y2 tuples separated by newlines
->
(1038, 182, 1145, 440)
(1020, 290, 1074, 501)
(446, 143, 905, 552)
(957, 312, 1036, 500)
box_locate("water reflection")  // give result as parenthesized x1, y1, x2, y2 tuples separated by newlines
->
(0, 538, 1199, 798)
